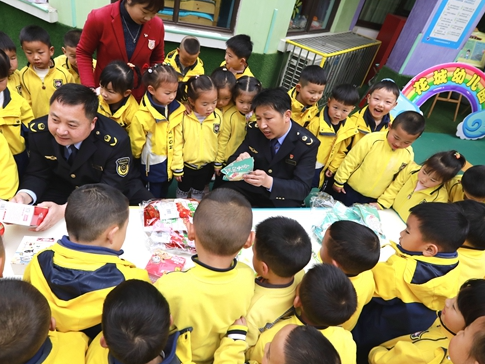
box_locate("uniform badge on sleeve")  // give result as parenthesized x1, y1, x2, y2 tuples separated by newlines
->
(116, 157, 130, 177)
(53, 79, 63, 89)
(148, 39, 155, 50)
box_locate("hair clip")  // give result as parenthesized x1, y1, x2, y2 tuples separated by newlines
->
(127, 62, 135, 69)
(194, 75, 200, 79)
(454, 152, 461, 159)
(147, 68, 153, 74)
(222, 67, 228, 72)
(162, 62, 172, 67)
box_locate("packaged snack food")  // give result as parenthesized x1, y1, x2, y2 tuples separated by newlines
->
(222, 158, 254, 181)
(145, 249, 186, 283)
(0, 201, 48, 227)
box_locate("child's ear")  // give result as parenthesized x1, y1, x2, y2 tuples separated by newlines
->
(366, 93, 371, 103)
(49, 317, 56, 331)
(240, 57, 247, 66)
(177, 47, 181, 53)
(261, 261, 270, 276)
(423, 243, 439, 257)
(187, 221, 196, 241)
(147, 85, 156, 95)
(61, 46, 67, 55)
(170, 314, 174, 327)
(49, 46, 55, 57)
(293, 294, 301, 308)
(106, 225, 120, 245)
(295, 83, 302, 93)
(123, 89, 132, 97)
(100, 335, 109, 349)
(243, 231, 255, 249)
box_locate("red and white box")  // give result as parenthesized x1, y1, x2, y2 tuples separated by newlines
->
(0, 201, 48, 227)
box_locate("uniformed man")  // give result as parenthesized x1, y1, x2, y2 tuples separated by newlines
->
(10, 84, 152, 231)
(222, 88, 319, 207)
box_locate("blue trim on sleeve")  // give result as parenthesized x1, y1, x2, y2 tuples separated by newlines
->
(58, 235, 123, 256)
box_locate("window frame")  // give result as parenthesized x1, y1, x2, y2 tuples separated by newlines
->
(355, 0, 416, 31)
(286, 0, 341, 35)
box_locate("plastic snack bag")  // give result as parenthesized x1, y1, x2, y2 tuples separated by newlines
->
(145, 249, 186, 283)
(222, 158, 254, 181)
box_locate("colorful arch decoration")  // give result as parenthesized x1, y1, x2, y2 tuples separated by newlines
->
(401, 62, 485, 140)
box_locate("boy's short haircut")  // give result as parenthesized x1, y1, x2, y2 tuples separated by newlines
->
(455, 200, 485, 249)
(0, 31, 16, 52)
(19, 25, 51, 47)
(299, 264, 357, 327)
(252, 87, 291, 116)
(254, 217, 312, 278)
(391, 110, 426, 136)
(193, 188, 252, 256)
(409, 202, 469, 253)
(63, 29, 82, 48)
(457, 279, 485, 327)
(0, 49, 10, 79)
(285, 325, 341, 364)
(462, 165, 485, 199)
(50, 83, 99, 120)
(102, 279, 171, 364)
(330, 84, 360, 106)
(299, 65, 327, 87)
(326, 221, 380, 275)
(367, 79, 400, 100)
(180, 36, 200, 55)
(0, 279, 51, 364)
(469, 317, 485, 364)
(226, 34, 253, 61)
(65, 183, 129, 243)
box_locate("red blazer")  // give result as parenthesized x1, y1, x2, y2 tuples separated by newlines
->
(77, 1, 165, 101)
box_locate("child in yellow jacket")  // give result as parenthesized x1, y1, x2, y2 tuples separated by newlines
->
(446, 165, 485, 203)
(165, 36, 205, 82)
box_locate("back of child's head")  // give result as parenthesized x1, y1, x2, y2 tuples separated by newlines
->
(330, 84, 360, 106)
(51, 83, 99, 120)
(210, 66, 236, 91)
(299, 264, 357, 326)
(462, 165, 485, 200)
(367, 79, 400, 100)
(177, 74, 215, 103)
(19, 25, 51, 47)
(421, 150, 466, 183)
(100, 60, 140, 95)
(254, 217, 311, 278)
(0, 279, 51, 364)
(102, 279, 171, 364)
(142, 63, 178, 90)
(0, 31, 16, 52)
(409, 202, 469, 252)
(65, 183, 129, 243)
(299, 65, 327, 87)
(180, 36, 200, 55)
(455, 200, 485, 249)
(252, 87, 291, 116)
(226, 34, 253, 61)
(0, 49, 10, 79)
(391, 110, 426, 136)
(457, 279, 485, 327)
(325, 221, 380, 275)
(233, 75, 262, 99)
(63, 29, 82, 48)
(285, 325, 341, 364)
(193, 188, 252, 256)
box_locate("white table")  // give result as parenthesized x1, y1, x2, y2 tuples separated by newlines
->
(2, 207, 405, 278)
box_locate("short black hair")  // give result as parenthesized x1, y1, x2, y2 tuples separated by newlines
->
(233, 75, 262, 99)
(285, 326, 341, 364)
(391, 110, 426, 136)
(252, 87, 291, 116)
(210, 66, 236, 91)
(0, 49, 10, 79)
(421, 150, 466, 183)
(462, 166, 485, 199)
(254, 217, 311, 278)
(127, 0, 164, 12)
(193, 188, 252, 256)
(299, 65, 327, 86)
(326, 221, 380, 275)
(142, 63, 178, 89)
(177, 74, 215, 103)
(368, 79, 400, 100)
(409, 203, 469, 252)
(63, 29, 82, 48)
(0, 31, 16, 52)
(180, 36, 200, 55)
(103, 280, 171, 364)
(455, 200, 485, 249)
(226, 34, 253, 61)
(65, 184, 129, 243)
(100, 60, 140, 94)
(330, 84, 360, 106)
(457, 279, 485, 327)
(0, 279, 51, 364)
(299, 264, 357, 326)
(50, 83, 99, 120)
(19, 25, 51, 47)
(469, 317, 485, 364)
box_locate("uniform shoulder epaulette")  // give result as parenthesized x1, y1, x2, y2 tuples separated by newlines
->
(247, 120, 258, 129)
(296, 128, 316, 146)
(95, 114, 128, 147)
(29, 116, 49, 133)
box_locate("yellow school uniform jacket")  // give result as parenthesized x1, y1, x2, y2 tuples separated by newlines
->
(334, 131, 414, 198)
(165, 49, 205, 82)
(348, 106, 393, 147)
(368, 315, 453, 364)
(245, 270, 304, 348)
(0, 87, 34, 155)
(179, 109, 224, 170)
(288, 87, 320, 128)
(32, 331, 88, 364)
(217, 105, 255, 163)
(54, 55, 79, 84)
(248, 313, 356, 364)
(98, 94, 139, 131)
(214, 324, 253, 364)
(377, 162, 449, 222)
(221, 101, 235, 114)
(7, 69, 22, 96)
(446, 175, 465, 202)
(20, 61, 74, 118)
(154, 256, 255, 364)
(129, 94, 185, 179)
(220, 61, 254, 79)
(23, 236, 150, 334)
(307, 106, 359, 187)
(0, 132, 19, 200)
(457, 246, 485, 286)
(343, 270, 375, 331)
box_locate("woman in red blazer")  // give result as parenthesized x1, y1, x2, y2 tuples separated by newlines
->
(77, 0, 165, 101)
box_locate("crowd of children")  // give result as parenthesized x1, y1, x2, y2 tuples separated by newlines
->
(1, 15, 485, 364)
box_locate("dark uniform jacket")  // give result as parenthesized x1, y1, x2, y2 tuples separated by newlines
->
(227, 120, 319, 207)
(21, 114, 149, 204)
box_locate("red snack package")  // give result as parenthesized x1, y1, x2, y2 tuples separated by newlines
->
(145, 250, 186, 283)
